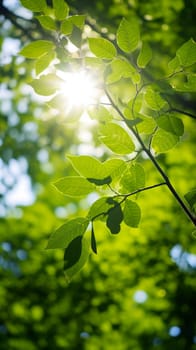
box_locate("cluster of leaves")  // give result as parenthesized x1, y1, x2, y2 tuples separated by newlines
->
(20, 0, 196, 281)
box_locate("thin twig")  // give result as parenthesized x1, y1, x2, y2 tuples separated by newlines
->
(105, 88, 196, 226)
(92, 182, 167, 222)
(169, 108, 196, 120)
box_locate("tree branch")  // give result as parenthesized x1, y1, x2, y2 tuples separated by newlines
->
(105, 88, 196, 226)
(169, 108, 196, 120)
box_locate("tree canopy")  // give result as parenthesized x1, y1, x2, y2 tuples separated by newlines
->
(0, 0, 196, 349)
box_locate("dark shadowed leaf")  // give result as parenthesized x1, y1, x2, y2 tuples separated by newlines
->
(46, 218, 89, 249)
(91, 225, 97, 254)
(106, 200, 123, 234)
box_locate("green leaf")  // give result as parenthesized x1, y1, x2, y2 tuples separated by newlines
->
(137, 117, 156, 134)
(88, 105, 113, 122)
(175, 74, 196, 92)
(53, 176, 95, 197)
(88, 197, 115, 221)
(123, 199, 141, 228)
(176, 38, 196, 67)
(106, 58, 140, 84)
(64, 236, 90, 283)
(61, 15, 86, 35)
(168, 56, 180, 71)
(20, 40, 55, 59)
(88, 38, 117, 59)
(46, 217, 89, 249)
(99, 122, 135, 155)
(152, 129, 179, 153)
(137, 42, 152, 68)
(184, 189, 196, 212)
(145, 87, 167, 110)
(30, 74, 63, 96)
(120, 163, 145, 193)
(156, 115, 184, 136)
(36, 15, 56, 31)
(61, 19, 73, 35)
(67, 155, 106, 179)
(106, 200, 123, 234)
(20, 0, 46, 12)
(67, 155, 124, 180)
(116, 17, 140, 53)
(103, 159, 126, 178)
(91, 225, 97, 254)
(53, 0, 69, 20)
(35, 50, 56, 75)
(69, 15, 86, 29)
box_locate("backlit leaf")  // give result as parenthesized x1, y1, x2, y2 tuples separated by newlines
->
(30, 74, 63, 96)
(36, 15, 56, 31)
(61, 19, 73, 35)
(21, 0, 46, 12)
(35, 50, 55, 75)
(137, 42, 152, 68)
(20, 40, 54, 59)
(99, 122, 135, 154)
(152, 129, 179, 153)
(168, 56, 180, 71)
(123, 199, 141, 227)
(145, 87, 167, 110)
(106, 58, 140, 84)
(88, 38, 117, 59)
(156, 115, 184, 136)
(120, 163, 145, 193)
(117, 18, 140, 53)
(88, 105, 113, 122)
(46, 217, 89, 249)
(176, 38, 196, 67)
(54, 176, 95, 197)
(67, 155, 124, 180)
(176, 74, 196, 92)
(53, 0, 69, 20)
(69, 15, 86, 29)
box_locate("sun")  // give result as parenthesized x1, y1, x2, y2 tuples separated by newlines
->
(59, 69, 100, 108)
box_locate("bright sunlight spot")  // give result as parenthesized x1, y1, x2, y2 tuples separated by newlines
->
(59, 70, 99, 108)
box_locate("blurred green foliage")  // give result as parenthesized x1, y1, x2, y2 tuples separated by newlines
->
(0, 0, 196, 349)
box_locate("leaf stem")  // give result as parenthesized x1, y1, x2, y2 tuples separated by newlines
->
(91, 182, 167, 222)
(105, 88, 196, 226)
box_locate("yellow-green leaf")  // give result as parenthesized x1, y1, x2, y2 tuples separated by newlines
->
(99, 122, 135, 155)
(117, 17, 140, 53)
(20, 40, 55, 59)
(47, 218, 89, 249)
(21, 0, 46, 12)
(152, 129, 179, 153)
(53, 0, 69, 20)
(123, 200, 141, 227)
(35, 50, 56, 75)
(88, 38, 117, 59)
(137, 42, 152, 68)
(30, 73, 63, 96)
(53, 176, 95, 197)
(36, 15, 56, 31)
